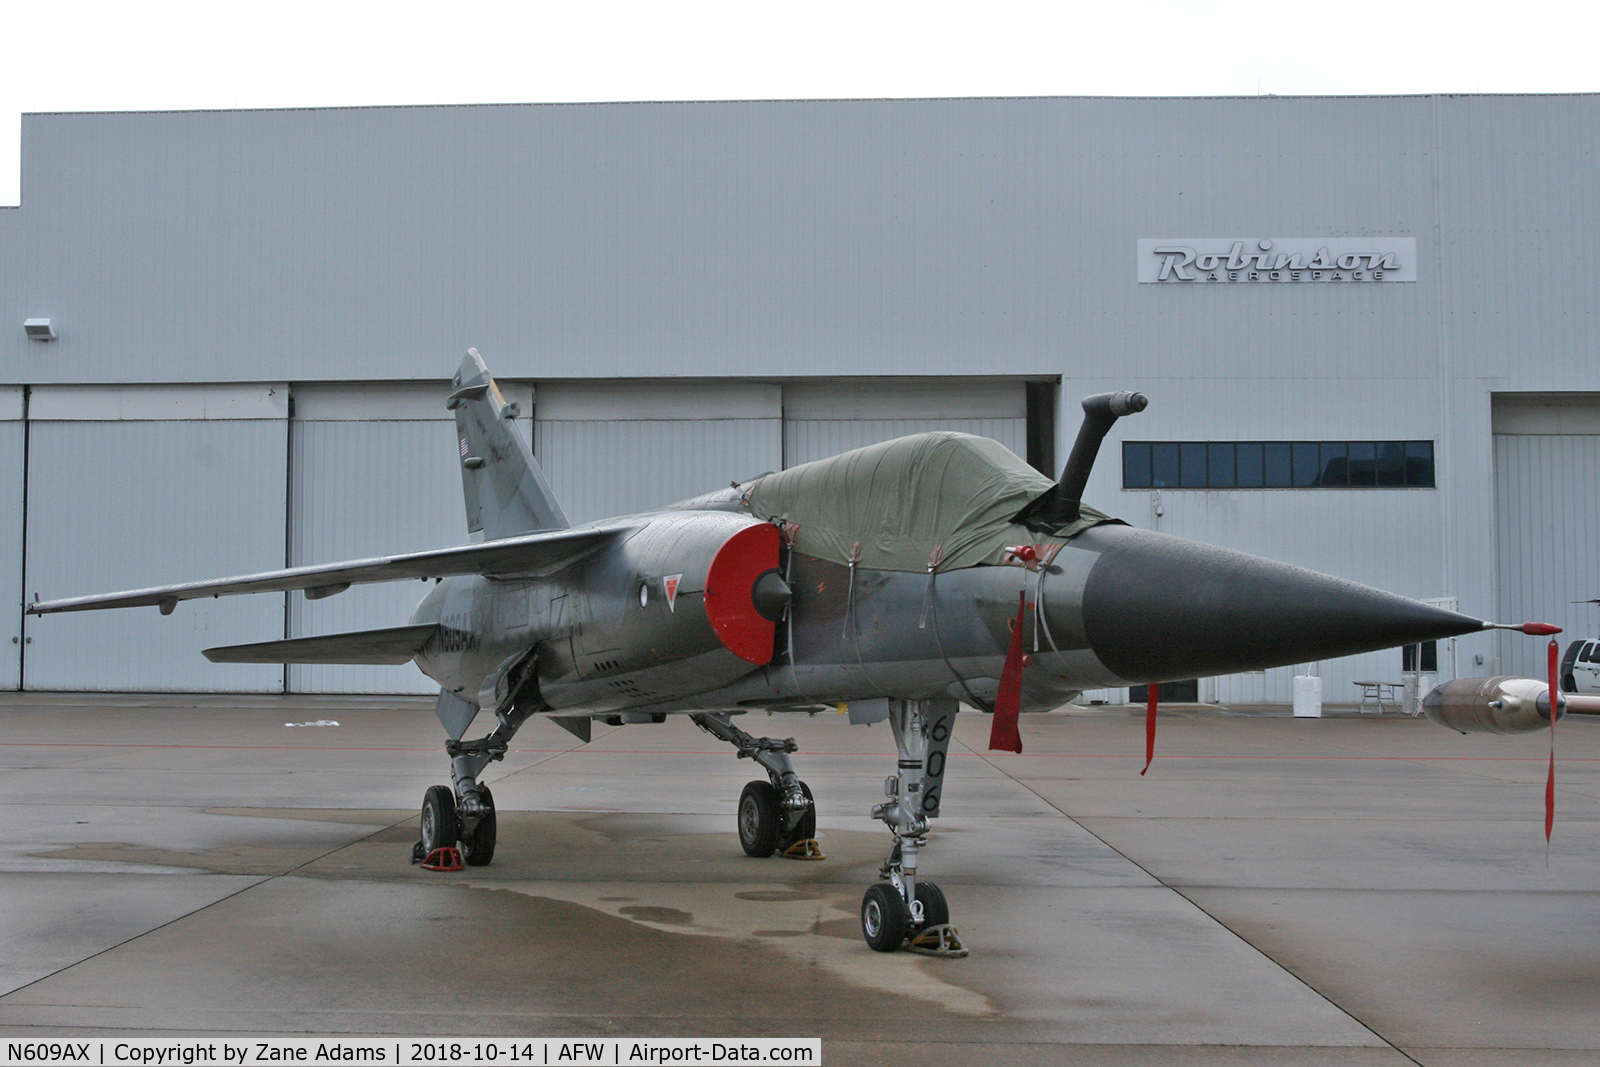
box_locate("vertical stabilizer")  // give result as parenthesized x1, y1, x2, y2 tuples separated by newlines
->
(449, 349, 569, 539)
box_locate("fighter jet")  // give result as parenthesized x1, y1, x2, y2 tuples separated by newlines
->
(27, 349, 1489, 955)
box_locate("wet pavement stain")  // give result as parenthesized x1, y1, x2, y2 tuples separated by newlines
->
(487, 879, 996, 1018)
(812, 914, 868, 941)
(28, 842, 328, 877)
(1, 875, 992, 1038)
(202, 807, 407, 825)
(618, 905, 694, 925)
(18, 808, 1004, 1025)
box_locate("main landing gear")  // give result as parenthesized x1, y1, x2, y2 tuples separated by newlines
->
(692, 712, 823, 860)
(413, 701, 534, 870)
(862, 697, 966, 957)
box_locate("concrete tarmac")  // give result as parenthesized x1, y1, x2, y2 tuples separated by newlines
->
(3, 692, 1599, 1066)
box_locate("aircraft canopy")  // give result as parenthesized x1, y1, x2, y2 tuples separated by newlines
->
(745, 431, 1112, 572)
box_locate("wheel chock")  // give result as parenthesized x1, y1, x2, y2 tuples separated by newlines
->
(421, 846, 465, 872)
(906, 923, 968, 958)
(780, 838, 826, 860)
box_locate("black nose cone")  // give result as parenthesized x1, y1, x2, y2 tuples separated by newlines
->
(1079, 527, 1483, 683)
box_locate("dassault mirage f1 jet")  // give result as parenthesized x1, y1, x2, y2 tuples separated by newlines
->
(28, 350, 1488, 954)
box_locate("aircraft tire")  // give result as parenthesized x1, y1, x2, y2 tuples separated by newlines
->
(462, 785, 497, 867)
(915, 881, 948, 929)
(777, 781, 816, 849)
(861, 883, 909, 952)
(738, 780, 781, 857)
(421, 784, 458, 854)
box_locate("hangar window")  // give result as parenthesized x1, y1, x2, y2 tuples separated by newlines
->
(1122, 441, 1435, 489)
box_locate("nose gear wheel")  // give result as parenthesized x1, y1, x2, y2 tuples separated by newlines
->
(861, 697, 965, 955)
(861, 882, 910, 952)
(914, 880, 949, 927)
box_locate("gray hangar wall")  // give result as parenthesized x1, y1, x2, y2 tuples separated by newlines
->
(2, 95, 1600, 700)
(1492, 397, 1600, 681)
(22, 385, 289, 691)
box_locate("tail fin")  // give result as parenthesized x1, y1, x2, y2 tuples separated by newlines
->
(449, 349, 569, 539)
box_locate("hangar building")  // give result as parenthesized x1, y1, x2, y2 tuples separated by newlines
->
(2, 95, 1596, 704)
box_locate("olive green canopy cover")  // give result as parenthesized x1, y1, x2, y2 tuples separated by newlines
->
(745, 432, 1112, 572)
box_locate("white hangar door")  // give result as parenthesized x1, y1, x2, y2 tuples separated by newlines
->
(534, 383, 784, 526)
(782, 379, 1029, 468)
(1493, 397, 1600, 680)
(1, 388, 23, 689)
(286, 384, 488, 694)
(22, 386, 290, 691)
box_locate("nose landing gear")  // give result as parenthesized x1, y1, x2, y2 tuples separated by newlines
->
(861, 697, 966, 957)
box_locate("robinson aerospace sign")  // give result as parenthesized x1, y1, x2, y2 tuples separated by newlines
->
(1138, 238, 1417, 283)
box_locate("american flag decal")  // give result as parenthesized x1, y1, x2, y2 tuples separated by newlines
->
(459, 437, 469, 458)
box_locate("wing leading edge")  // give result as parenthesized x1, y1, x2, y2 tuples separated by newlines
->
(26, 525, 633, 616)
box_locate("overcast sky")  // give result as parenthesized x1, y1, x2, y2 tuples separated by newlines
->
(3, 0, 1596, 206)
